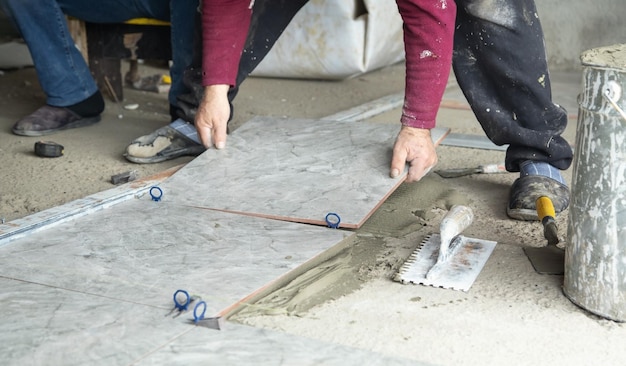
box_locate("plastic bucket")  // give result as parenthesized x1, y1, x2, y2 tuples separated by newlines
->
(564, 44, 626, 321)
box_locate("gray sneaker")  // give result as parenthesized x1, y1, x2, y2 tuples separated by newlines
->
(124, 125, 205, 164)
(12, 105, 100, 136)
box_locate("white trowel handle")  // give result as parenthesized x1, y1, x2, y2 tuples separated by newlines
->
(441, 205, 474, 236)
(438, 205, 474, 259)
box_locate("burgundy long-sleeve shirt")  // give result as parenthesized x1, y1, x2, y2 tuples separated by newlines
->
(201, 0, 455, 129)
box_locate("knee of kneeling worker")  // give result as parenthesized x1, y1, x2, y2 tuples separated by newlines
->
(461, 0, 520, 28)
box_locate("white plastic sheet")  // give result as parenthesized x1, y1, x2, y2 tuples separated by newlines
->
(0, 41, 33, 69)
(252, 0, 405, 80)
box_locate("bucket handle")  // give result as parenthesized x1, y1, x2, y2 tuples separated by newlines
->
(603, 81, 626, 123)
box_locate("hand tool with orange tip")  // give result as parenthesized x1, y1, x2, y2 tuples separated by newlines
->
(536, 196, 559, 246)
(522, 196, 565, 275)
(394, 205, 497, 292)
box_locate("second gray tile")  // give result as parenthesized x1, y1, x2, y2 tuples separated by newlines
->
(160, 117, 447, 228)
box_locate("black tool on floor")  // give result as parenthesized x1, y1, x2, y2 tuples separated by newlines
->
(34, 141, 64, 158)
(111, 170, 138, 185)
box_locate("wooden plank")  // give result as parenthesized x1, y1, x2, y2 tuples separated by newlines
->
(66, 17, 88, 62)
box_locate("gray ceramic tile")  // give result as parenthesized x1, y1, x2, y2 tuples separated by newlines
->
(160, 117, 449, 228)
(0, 170, 174, 246)
(138, 322, 424, 366)
(0, 275, 421, 365)
(0, 198, 351, 318)
(0, 278, 194, 366)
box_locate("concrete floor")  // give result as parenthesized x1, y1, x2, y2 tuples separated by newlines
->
(1, 62, 625, 365)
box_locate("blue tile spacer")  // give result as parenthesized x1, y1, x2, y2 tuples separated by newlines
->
(150, 186, 163, 202)
(325, 212, 341, 229)
(193, 301, 207, 323)
(173, 289, 191, 311)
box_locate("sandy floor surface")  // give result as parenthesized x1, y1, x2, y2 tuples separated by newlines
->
(1, 61, 625, 365)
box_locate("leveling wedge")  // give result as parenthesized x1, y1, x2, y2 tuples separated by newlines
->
(394, 205, 497, 292)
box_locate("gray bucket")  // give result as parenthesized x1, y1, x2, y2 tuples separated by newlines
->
(564, 44, 626, 321)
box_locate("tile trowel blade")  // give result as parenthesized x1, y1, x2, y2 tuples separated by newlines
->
(394, 205, 497, 292)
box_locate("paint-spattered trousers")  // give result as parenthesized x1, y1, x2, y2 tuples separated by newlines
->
(453, 0, 573, 171)
(217, 0, 573, 172)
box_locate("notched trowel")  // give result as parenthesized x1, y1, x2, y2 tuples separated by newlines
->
(394, 205, 497, 292)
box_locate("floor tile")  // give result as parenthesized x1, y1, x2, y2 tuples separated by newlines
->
(137, 322, 423, 366)
(0, 278, 193, 366)
(160, 117, 448, 228)
(0, 198, 351, 318)
(0, 165, 179, 246)
(0, 185, 142, 246)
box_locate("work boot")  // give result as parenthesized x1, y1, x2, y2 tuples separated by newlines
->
(507, 175, 570, 221)
(126, 66, 235, 164)
(124, 122, 205, 164)
(11, 105, 101, 136)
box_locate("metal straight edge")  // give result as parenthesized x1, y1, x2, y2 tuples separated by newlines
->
(322, 92, 509, 152)
(0, 165, 183, 246)
(440, 133, 508, 151)
(0, 187, 142, 247)
(323, 92, 404, 122)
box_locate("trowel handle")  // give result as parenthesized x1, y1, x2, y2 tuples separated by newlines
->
(440, 205, 474, 239)
(435, 205, 475, 265)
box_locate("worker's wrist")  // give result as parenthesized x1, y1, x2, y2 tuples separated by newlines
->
(202, 84, 230, 101)
(399, 125, 432, 137)
(400, 115, 436, 130)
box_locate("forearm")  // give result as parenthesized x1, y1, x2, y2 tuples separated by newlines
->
(396, 0, 456, 129)
(201, 0, 253, 87)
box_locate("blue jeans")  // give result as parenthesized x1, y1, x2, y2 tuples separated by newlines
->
(0, 0, 198, 107)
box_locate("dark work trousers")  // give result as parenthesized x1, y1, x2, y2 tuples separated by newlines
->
(176, 0, 309, 123)
(230, 0, 310, 100)
(453, 0, 573, 171)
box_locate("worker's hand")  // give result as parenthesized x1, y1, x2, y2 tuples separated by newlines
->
(195, 84, 231, 149)
(390, 126, 438, 182)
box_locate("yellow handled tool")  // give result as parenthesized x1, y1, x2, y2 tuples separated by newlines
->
(536, 196, 559, 246)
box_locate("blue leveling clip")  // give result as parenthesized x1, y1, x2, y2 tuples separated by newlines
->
(193, 300, 207, 323)
(325, 212, 341, 229)
(173, 289, 192, 311)
(166, 289, 198, 318)
(191, 300, 223, 330)
(150, 186, 163, 201)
